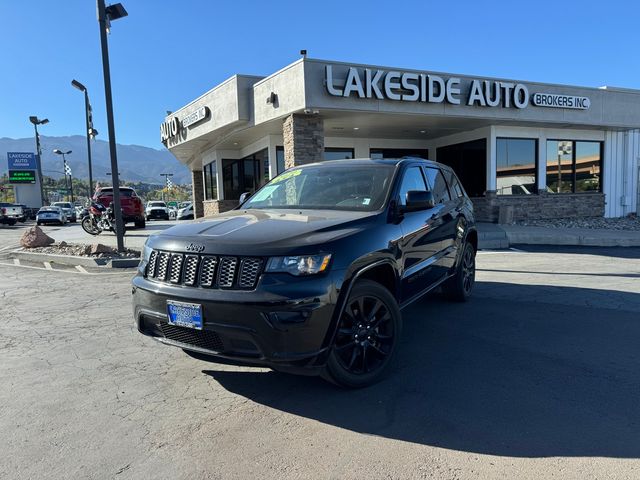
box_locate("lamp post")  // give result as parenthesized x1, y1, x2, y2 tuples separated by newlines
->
(71, 79, 98, 195)
(53, 149, 74, 202)
(97, 0, 128, 252)
(29, 116, 49, 206)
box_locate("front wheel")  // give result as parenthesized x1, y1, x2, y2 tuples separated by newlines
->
(442, 241, 476, 302)
(81, 216, 101, 235)
(322, 279, 402, 388)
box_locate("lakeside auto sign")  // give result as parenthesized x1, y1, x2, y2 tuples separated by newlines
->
(324, 65, 590, 110)
(8, 152, 37, 169)
(7, 152, 37, 185)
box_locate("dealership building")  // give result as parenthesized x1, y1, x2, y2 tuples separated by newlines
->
(161, 57, 640, 221)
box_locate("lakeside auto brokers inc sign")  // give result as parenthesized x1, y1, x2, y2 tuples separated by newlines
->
(7, 152, 37, 185)
(325, 65, 590, 110)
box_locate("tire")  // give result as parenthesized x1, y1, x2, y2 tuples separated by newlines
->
(37, 222, 41, 226)
(8, 219, 17, 226)
(135, 219, 146, 229)
(322, 279, 402, 388)
(442, 241, 476, 302)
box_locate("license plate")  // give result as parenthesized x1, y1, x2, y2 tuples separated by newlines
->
(166, 300, 203, 330)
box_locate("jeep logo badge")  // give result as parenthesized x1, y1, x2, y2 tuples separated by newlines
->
(185, 243, 205, 253)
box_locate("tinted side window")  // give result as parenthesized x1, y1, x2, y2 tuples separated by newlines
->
(424, 167, 451, 204)
(398, 166, 427, 205)
(444, 170, 464, 198)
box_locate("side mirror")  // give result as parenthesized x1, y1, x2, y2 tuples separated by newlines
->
(403, 190, 435, 212)
(238, 192, 251, 206)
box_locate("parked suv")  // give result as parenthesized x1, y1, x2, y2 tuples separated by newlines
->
(94, 187, 145, 228)
(132, 159, 477, 387)
(145, 201, 170, 221)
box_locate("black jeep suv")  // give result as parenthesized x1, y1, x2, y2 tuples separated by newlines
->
(132, 158, 477, 387)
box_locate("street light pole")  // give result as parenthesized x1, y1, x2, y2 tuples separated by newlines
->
(97, 0, 128, 252)
(29, 116, 49, 206)
(71, 79, 97, 195)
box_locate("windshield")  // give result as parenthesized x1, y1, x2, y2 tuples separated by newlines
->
(53, 203, 72, 208)
(149, 202, 166, 207)
(243, 164, 395, 211)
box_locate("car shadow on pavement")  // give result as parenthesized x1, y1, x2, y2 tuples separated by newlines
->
(204, 282, 640, 458)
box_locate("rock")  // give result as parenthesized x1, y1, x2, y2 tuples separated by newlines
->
(90, 243, 115, 255)
(58, 241, 68, 247)
(20, 227, 55, 248)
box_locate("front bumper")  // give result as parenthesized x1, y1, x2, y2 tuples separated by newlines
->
(146, 210, 169, 219)
(132, 269, 345, 374)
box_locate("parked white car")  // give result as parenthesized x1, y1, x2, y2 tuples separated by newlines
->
(177, 203, 194, 220)
(36, 206, 67, 226)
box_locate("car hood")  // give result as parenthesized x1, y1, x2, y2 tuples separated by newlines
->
(147, 208, 380, 255)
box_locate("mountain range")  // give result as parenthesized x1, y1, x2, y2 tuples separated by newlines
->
(0, 135, 191, 185)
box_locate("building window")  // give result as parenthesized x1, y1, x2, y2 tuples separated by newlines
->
(203, 162, 217, 200)
(370, 148, 429, 159)
(222, 157, 259, 200)
(546, 140, 602, 193)
(496, 138, 537, 195)
(276, 146, 285, 174)
(324, 148, 355, 160)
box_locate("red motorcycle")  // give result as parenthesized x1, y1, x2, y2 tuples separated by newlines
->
(81, 201, 126, 236)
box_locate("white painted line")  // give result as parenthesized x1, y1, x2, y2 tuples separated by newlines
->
(13, 258, 20, 266)
(44, 262, 53, 270)
(75, 265, 89, 274)
(509, 247, 527, 252)
(0, 261, 132, 275)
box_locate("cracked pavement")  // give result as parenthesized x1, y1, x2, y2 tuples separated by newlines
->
(0, 246, 639, 479)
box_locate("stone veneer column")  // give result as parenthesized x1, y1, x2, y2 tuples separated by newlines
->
(191, 170, 204, 219)
(283, 114, 324, 168)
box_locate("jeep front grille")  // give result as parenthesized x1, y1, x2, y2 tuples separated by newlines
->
(145, 249, 262, 290)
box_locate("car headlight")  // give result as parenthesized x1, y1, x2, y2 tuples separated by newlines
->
(265, 254, 332, 276)
(142, 241, 153, 263)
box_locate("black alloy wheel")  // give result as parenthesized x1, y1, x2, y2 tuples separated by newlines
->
(443, 241, 476, 302)
(461, 242, 475, 295)
(324, 279, 401, 388)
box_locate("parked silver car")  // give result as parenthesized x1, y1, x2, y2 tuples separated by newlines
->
(51, 202, 77, 222)
(36, 206, 68, 226)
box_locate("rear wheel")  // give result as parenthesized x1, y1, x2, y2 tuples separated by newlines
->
(322, 279, 402, 388)
(135, 219, 146, 229)
(442, 241, 476, 302)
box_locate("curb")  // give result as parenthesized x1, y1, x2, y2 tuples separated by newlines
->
(501, 230, 640, 248)
(10, 249, 140, 268)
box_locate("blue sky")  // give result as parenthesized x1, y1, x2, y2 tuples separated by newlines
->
(1, 0, 638, 150)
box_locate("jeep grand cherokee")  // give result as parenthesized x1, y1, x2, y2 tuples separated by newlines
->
(132, 158, 477, 387)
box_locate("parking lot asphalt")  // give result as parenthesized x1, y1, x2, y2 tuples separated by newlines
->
(1, 246, 639, 479)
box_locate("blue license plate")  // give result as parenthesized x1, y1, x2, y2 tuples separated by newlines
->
(167, 300, 203, 330)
